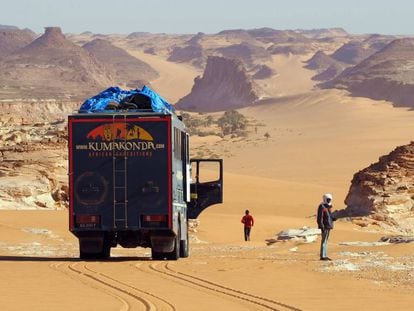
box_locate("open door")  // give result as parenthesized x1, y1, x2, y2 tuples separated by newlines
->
(187, 159, 223, 219)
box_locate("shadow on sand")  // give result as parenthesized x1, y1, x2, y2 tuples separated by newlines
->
(0, 256, 151, 262)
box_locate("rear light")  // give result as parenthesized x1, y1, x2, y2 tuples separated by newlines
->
(75, 215, 100, 228)
(142, 215, 168, 227)
(143, 215, 167, 222)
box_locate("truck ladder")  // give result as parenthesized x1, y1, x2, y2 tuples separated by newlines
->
(112, 114, 128, 229)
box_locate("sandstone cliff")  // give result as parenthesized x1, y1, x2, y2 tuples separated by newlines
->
(342, 142, 414, 233)
(175, 56, 260, 112)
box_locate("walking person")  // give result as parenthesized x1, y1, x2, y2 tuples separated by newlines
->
(317, 193, 335, 261)
(241, 210, 254, 241)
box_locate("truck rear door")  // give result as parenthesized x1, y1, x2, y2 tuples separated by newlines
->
(187, 159, 223, 219)
(69, 114, 172, 231)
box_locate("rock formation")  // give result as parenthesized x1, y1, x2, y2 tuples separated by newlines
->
(341, 142, 414, 233)
(175, 56, 260, 112)
(0, 113, 69, 210)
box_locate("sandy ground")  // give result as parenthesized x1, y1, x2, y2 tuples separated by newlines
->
(1, 206, 414, 311)
(1, 53, 414, 310)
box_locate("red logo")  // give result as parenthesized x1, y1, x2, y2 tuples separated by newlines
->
(87, 123, 153, 141)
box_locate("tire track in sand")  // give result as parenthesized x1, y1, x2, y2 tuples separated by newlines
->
(142, 262, 303, 311)
(51, 262, 176, 311)
(83, 264, 176, 311)
(50, 262, 130, 311)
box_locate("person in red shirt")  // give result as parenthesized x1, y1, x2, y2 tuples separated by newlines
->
(241, 210, 254, 241)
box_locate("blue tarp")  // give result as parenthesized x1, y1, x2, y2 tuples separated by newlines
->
(79, 85, 174, 114)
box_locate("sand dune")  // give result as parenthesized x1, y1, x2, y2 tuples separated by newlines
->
(125, 49, 201, 103)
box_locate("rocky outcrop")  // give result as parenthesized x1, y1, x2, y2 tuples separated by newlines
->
(175, 56, 260, 112)
(341, 142, 414, 233)
(0, 111, 69, 210)
(266, 227, 321, 245)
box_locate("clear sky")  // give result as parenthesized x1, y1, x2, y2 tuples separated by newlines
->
(1, 0, 413, 35)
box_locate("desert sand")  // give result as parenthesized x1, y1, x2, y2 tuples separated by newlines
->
(1, 53, 414, 311)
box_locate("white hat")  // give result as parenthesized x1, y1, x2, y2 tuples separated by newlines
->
(323, 193, 333, 206)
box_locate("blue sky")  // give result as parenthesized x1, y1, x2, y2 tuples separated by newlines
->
(1, 0, 413, 35)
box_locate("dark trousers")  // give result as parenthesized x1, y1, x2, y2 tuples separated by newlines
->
(244, 227, 251, 241)
(320, 229, 330, 258)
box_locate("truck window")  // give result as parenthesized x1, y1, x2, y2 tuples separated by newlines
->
(174, 128, 182, 160)
(191, 160, 221, 183)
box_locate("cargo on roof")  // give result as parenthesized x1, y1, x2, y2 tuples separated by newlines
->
(79, 85, 174, 114)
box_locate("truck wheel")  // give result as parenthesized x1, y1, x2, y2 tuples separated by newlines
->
(79, 238, 110, 260)
(166, 231, 180, 261)
(180, 229, 189, 258)
(100, 240, 111, 259)
(151, 249, 165, 260)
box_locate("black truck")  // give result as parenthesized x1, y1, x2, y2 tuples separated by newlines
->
(68, 111, 223, 260)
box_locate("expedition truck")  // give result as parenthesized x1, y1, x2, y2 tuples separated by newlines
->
(68, 111, 223, 260)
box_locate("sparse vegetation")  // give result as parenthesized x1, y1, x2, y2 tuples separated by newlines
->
(179, 110, 250, 138)
(217, 110, 248, 136)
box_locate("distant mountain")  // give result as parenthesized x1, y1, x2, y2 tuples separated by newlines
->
(0, 27, 113, 100)
(304, 50, 347, 81)
(215, 42, 272, 68)
(175, 56, 260, 111)
(0, 28, 35, 57)
(267, 44, 313, 55)
(252, 65, 276, 79)
(324, 38, 414, 108)
(247, 28, 310, 44)
(312, 63, 346, 81)
(216, 29, 255, 41)
(330, 41, 376, 65)
(127, 32, 152, 39)
(305, 51, 339, 70)
(0, 24, 19, 30)
(296, 28, 349, 38)
(168, 43, 206, 68)
(218, 28, 310, 44)
(83, 38, 158, 87)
